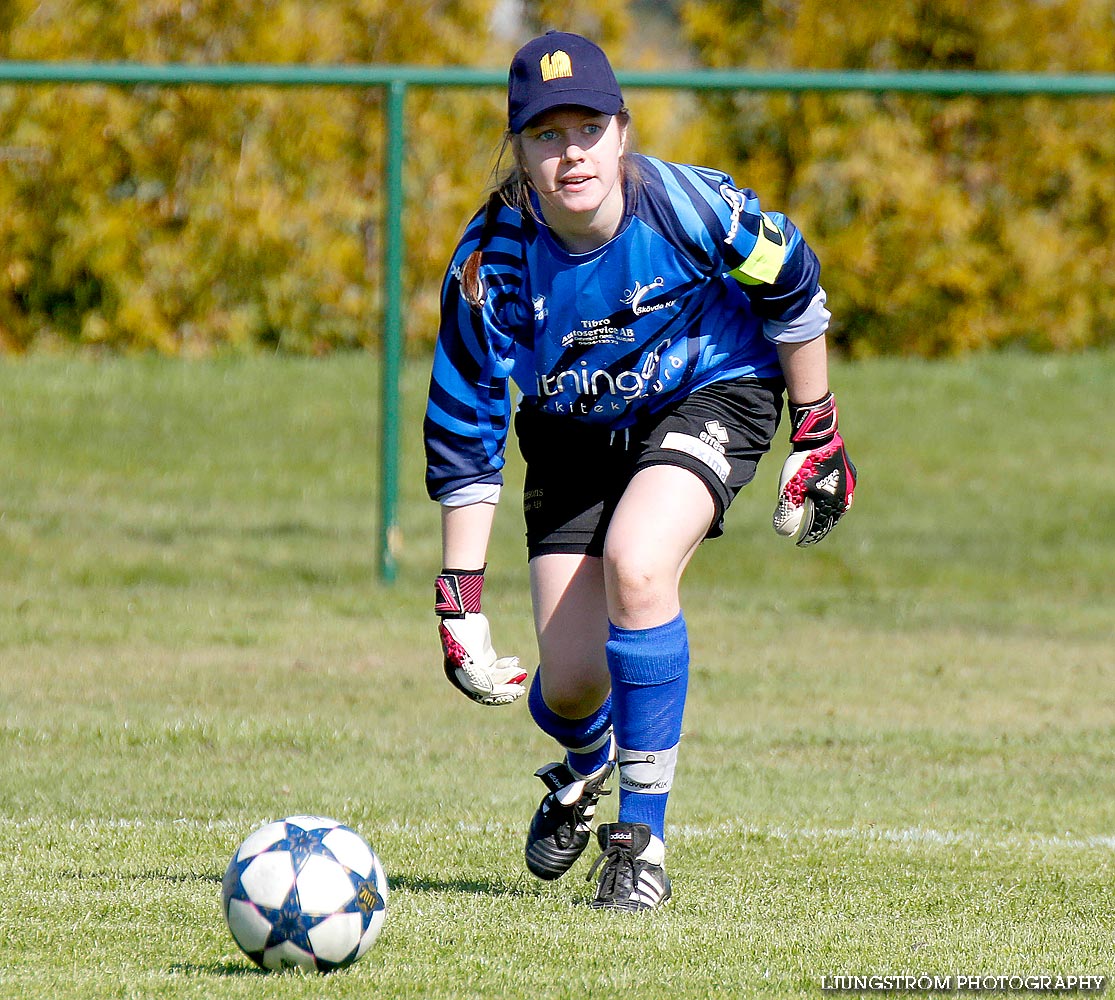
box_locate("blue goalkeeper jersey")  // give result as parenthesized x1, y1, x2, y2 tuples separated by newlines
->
(424, 153, 827, 502)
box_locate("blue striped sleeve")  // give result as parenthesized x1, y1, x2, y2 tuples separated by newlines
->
(423, 210, 520, 502)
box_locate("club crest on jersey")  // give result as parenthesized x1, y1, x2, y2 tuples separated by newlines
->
(621, 276, 667, 316)
(533, 295, 547, 321)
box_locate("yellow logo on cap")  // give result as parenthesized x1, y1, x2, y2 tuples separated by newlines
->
(540, 50, 573, 82)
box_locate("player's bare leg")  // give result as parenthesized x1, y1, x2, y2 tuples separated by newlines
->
(602, 464, 712, 628)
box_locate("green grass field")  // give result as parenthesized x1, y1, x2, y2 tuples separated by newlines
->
(1, 351, 1113, 999)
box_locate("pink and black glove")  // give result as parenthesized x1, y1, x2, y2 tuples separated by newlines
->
(773, 392, 857, 546)
(435, 568, 526, 707)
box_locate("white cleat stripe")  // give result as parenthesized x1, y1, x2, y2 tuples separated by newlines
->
(635, 872, 667, 906)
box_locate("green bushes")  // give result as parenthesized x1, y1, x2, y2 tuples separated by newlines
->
(679, 0, 1115, 357)
(0, 0, 507, 355)
(2, 81, 381, 353)
(1, 0, 1112, 355)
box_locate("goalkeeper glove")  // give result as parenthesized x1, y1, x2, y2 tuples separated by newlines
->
(773, 392, 857, 546)
(435, 568, 526, 707)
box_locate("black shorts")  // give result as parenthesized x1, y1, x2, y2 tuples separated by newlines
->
(514, 376, 785, 558)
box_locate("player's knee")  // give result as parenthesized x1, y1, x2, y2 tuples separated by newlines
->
(540, 676, 609, 719)
(602, 543, 674, 621)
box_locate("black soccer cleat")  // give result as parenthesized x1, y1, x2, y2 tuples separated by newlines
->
(525, 754, 615, 881)
(587, 822, 671, 912)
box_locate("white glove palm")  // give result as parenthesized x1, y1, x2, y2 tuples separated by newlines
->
(438, 613, 527, 707)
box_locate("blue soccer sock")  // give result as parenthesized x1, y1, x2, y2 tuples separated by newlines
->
(606, 612, 689, 845)
(527, 669, 614, 777)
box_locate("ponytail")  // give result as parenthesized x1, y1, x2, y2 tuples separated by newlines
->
(460, 188, 506, 310)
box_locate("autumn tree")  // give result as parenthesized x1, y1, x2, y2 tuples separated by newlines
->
(2, 0, 1112, 355)
(678, 0, 1115, 355)
(0, 0, 522, 352)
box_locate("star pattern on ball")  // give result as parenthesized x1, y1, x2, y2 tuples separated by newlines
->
(260, 891, 332, 958)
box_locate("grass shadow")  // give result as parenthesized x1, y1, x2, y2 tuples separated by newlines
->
(388, 872, 542, 898)
(56, 868, 222, 883)
(167, 961, 268, 978)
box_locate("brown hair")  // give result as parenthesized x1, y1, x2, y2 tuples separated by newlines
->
(459, 110, 636, 310)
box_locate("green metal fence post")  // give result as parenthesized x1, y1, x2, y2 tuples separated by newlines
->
(378, 78, 407, 583)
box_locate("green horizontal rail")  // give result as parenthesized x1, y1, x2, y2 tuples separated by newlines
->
(2, 61, 1115, 94)
(4, 60, 1113, 580)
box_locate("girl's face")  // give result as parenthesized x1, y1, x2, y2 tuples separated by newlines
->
(516, 108, 627, 252)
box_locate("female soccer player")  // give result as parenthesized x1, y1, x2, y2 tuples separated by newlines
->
(424, 31, 856, 911)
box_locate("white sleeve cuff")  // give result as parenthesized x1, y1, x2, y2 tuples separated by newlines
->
(439, 483, 502, 507)
(763, 287, 831, 344)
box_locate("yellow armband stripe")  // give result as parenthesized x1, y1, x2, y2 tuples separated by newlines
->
(729, 213, 788, 286)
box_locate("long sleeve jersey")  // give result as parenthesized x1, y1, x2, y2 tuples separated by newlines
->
(424, 153, 829, 503)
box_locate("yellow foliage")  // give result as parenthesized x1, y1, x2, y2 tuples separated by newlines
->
(0, 1, 448, 353)
(0, 0, 1113, 354)
(677, 0, 1115, 355)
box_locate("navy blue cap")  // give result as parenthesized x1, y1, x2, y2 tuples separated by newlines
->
(507, 31, 623, 133)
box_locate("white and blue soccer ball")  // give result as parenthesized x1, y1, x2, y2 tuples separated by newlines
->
(221, 814, 388, 972)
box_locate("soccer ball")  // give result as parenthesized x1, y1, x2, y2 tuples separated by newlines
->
(221, 815, 388, 972)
